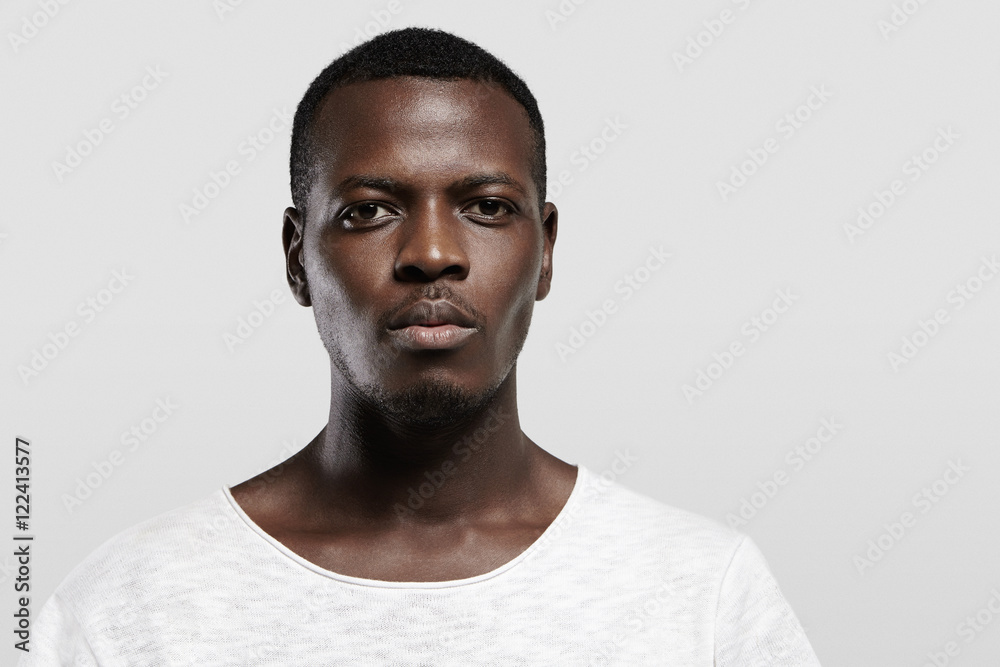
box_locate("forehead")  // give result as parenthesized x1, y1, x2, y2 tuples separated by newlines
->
(309, 77, 536, 196)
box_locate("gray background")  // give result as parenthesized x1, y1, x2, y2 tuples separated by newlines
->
(3, 1, 999, 665)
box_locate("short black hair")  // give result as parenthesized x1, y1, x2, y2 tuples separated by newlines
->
(289, 27, 546, 218)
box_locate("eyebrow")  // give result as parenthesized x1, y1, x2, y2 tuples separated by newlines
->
(336, 175, 401, 192)
(457, 172, 526, 195)
(335, 172, 527, 196)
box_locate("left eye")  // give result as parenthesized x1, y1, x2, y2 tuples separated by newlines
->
(467, 199, 511, 218)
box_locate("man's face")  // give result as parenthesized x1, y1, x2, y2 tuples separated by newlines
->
(284, 76, 556, 426)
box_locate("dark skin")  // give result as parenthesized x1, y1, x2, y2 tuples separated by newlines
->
(230, 76, 577, 582)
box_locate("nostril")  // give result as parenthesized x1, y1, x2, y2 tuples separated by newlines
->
(398, 265, 423, 281)
(395, 262, 465, 282)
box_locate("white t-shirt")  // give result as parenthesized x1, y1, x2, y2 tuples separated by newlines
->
(21, 464, 821, 666)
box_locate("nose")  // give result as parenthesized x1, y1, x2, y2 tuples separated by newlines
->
(393, 200, 469, 282)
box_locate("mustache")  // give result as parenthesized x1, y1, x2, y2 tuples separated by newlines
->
(378, 284, 483, 330)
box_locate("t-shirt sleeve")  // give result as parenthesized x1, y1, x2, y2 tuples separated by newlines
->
(713, 535, 822, 666)
(17, 592, 100, 667)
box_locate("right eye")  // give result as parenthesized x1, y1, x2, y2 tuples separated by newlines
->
(341, 202, 397, 226)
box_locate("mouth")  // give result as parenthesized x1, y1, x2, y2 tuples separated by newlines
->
(388, 323, 477, 350)
(387, 300, 478, 351)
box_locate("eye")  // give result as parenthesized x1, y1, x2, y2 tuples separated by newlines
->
(466, 198, 513, 219)
(340, 202, 397, 226)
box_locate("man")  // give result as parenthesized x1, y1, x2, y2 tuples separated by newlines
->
(24, 28, 821, 665)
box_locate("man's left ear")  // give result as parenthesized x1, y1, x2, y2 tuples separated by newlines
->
(536, 202, 557, 301)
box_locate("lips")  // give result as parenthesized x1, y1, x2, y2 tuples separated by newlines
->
(387, 300, 476, 330)
(387, 300, 478, 351)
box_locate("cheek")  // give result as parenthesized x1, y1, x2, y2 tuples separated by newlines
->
(309, 230, 382, 299)
(474, 230, 542, 341)
(305, 237, 385, 341)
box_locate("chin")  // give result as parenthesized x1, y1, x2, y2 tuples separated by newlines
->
(374, 376, 498, 429)
(327, 328, 520, 428)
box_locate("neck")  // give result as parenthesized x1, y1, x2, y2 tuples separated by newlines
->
(298, 366, 539, 525)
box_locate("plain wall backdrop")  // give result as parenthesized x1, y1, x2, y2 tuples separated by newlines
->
(3, 1, 999, 664)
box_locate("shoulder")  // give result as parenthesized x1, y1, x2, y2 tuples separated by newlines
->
(26, 489, 251, 661)
(566, 465, 750, 577)
(574, 464, 746, 549)
(54, 488, 238, 607)
(569, 467, 821, 663)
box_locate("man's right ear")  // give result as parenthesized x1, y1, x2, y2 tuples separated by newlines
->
(282, 207, 311, 307)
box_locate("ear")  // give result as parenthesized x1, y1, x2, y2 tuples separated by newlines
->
(282, 207, 311, 307)
(535, 202, 557, 301)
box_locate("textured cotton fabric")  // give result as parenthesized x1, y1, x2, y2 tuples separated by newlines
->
(22, 464, 821, 666)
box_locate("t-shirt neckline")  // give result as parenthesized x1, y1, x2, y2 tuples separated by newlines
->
(221, 463, 587, 589)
